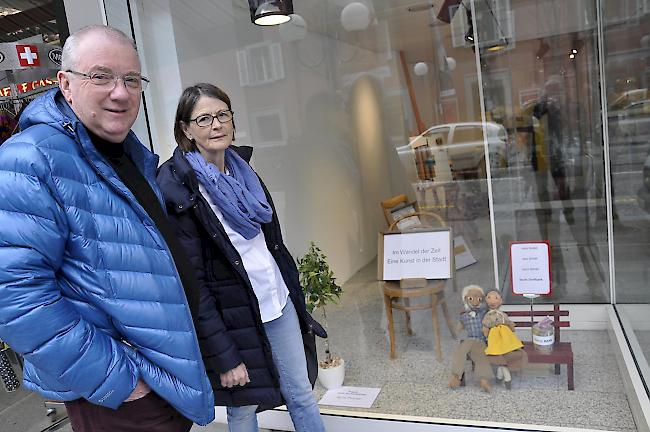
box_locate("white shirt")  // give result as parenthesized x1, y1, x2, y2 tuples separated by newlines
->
(199, 184, 289, 323)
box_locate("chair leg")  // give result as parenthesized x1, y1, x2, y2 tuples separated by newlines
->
(404, 298, 414, 336)
(440, 297, 457, 339)
(383, 294, 397, 359)
(555, 364, 560, 375)
(567, 361, 574, 390)
(431, 295, 442, 361)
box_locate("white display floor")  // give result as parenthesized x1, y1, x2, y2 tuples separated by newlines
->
(308, 260, 636, 432)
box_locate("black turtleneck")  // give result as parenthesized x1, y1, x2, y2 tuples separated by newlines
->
(90, 132, 199, 320)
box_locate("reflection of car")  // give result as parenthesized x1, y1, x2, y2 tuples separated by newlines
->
(610, 99, 650, 137)
(396, 122, 508, 181)
(609, 97, 650, 172)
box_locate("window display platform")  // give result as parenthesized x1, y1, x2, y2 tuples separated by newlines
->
(311, 261, 635, 432)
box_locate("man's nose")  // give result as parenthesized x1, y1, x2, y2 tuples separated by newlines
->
(109, 78, 132, 99)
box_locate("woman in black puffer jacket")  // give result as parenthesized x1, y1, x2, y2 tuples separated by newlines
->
(156, 83, 326, 432)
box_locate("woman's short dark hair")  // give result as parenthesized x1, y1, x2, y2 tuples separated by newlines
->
(174, 83, 235, 152)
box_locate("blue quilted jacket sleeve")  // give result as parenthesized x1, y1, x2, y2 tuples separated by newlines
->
(0, 139, 138, 408)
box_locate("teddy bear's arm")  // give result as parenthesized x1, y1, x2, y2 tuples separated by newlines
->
(502, 312, 516, 330)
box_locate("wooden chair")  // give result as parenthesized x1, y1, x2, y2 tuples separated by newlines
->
(380, 194, 413, 227)
(381, 211, 457, 361)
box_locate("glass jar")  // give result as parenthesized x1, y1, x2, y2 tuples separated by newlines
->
(532, 324, 555, 353)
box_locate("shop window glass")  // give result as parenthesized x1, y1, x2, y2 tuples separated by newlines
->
(475, 0, 609, 304)
(604, 0, 650, 406)
(118, 0, 639, 430)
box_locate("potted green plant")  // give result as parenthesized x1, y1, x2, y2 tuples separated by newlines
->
(297, 241, 344, 389)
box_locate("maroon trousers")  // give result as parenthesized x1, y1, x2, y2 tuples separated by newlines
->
(64, 392, 192, 432)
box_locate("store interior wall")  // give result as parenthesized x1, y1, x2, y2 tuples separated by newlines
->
(117, 0, 417, 283)
(62, 0, 104, 32)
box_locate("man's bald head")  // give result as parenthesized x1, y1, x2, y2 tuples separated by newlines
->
(61, 25, 138, 72)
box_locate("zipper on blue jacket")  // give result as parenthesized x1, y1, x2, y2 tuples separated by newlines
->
(62, 122, 75, 135)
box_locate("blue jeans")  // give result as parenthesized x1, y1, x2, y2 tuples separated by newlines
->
(226, 298, 325, 432)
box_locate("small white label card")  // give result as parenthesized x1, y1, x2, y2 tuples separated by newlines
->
(510, 241, 552, 296)
(318, 386, 381, 408)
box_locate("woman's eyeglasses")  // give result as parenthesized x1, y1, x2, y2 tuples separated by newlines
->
(189, 110, 234, 128)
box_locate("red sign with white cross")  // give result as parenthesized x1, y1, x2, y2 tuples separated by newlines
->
(16, 44, 40, 67)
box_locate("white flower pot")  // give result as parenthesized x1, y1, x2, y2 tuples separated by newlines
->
(318, 358, 345, 389)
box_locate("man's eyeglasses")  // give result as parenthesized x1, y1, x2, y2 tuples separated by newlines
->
(66, 70, 150, 93)
(189, 110, 234, 128)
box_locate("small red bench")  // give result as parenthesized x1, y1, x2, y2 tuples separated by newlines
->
(506, 304, 574, 390)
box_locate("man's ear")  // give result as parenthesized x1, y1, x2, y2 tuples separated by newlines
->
(57, 70, 73, 104)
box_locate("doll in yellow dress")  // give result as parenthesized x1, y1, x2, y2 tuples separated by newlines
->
(482, 290, 524, 389)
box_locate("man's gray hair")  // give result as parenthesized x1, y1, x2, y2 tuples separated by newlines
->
(61, 25, 138, 71)
(461, 284, 485, 310)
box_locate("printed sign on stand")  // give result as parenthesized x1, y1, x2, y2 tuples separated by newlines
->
(510, 241, 551, 296)
(378, 228, 453, 280)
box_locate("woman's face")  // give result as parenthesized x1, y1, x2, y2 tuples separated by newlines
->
(182, 95, 233, 158)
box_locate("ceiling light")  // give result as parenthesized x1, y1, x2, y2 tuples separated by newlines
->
(413, 62, 428, 76)
(464, 7, 474, 43)
(465, 28, 474, 42)
(341, 2, 371, 32)
(446, 57, 457, 71)
(249, 0, 292, 26)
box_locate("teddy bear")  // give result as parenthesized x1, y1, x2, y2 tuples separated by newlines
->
(448, 284, 493, 392)
(482, 289, 525, 389)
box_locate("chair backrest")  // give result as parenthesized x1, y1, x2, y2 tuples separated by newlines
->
(381, 194, 413, 227)
(388, 210, 446, 232)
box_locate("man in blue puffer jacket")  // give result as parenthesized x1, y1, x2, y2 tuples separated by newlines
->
(0, 26, 214, 430)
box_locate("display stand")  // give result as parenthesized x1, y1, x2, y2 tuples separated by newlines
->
(379, 213, 456, 360)
(522, 293, 539, 338)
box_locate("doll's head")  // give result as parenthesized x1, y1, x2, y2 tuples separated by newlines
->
(461, 285, 485, 310)
(485, 290, 503, 310)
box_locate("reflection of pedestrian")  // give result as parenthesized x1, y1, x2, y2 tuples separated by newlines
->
(517, 92, 574, 291)
(531, 98, 571, 205)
